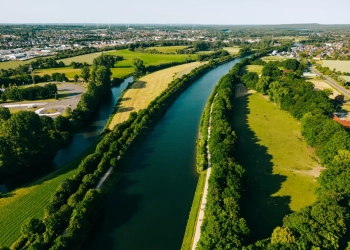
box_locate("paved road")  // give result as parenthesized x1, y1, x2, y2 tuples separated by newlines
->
(192, 94, 217, 250)
(310, 66, 350, 98)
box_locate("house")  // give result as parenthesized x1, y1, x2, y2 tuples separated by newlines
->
(271, 50, 278, 56)
(303, 72, 317, 77)
(332, 114, 350, 128)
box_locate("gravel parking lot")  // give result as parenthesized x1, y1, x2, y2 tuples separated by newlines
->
(0, 82, 86, 117)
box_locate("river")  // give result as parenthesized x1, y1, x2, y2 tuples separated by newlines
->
(0, 76, 133, 193)
(85, 59, 242, 250)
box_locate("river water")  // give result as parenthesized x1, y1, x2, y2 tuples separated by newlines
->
(0, 77, 133, 193)
(85, 59, 242, 250)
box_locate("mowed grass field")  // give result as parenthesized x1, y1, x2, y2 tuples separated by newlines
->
(262, 55, 289, 62)
(145, 46, 188, 53)
(232, 93, 319, 241)
(223, 47, 240, 54)
(108, 61, 204, 129)
(0, 58, 39, 70)
(318, 60, 350, 73)
(35, 66, 134, 80)
(306, 77, 341, 99)
(0, 138, 101, 247)
(244, 65, 263, 74)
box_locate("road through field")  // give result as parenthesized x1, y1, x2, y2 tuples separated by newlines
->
(191, 94, 216, 250)
(311, 66, 350, 98)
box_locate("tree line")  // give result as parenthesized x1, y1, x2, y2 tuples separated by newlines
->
(1, 83, 57, 101)
(11, 56, 236, 250)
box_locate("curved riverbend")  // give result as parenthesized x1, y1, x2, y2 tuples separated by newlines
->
(85, 59, 242, 250)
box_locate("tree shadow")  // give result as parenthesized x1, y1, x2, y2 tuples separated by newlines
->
(119, 97, 131, 102)
(82, 177, 142, 250)
(117, 106, 134, 113)
(232, 94, 292, 243)
(58, 92, 83, 99)
(129, 81, 147, 89)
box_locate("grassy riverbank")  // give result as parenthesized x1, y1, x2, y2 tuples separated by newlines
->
(232, 93, 319, 242)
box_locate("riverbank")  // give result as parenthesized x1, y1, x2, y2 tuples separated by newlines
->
(84, 58, 241, 250)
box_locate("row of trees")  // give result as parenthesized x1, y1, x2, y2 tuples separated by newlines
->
(12, 56, 236, 249)
(197, 62, 250, 249)
(240, 56, 350, 249)
(2, 83, 57, 101)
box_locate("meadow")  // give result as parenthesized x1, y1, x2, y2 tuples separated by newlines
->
(108, 61, 204, 129)
(0, 58, 41, 70)
(145, 46, 188, 53)
(35, 66, 134, 80)
(232, 93, 319, 241)
(319, 60, 350, 73)
(243, 65, 263, 74)
(0, 139, 101, 247)
(262, 55, 289, 62)
(341, 75, 350, 82)
(223, 47, 240, 54)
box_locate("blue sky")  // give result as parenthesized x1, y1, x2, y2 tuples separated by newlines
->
(1, 0, 349, 24)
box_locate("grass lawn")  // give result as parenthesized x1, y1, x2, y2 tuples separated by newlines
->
(34, 67, 81, 79)
(57, 52, 104, 65)
(223, 47, 240, 54)
(0, 57, 53, 70)
(232, 93, 319, 242)
(108, 61, 204, 129)
(145, 46, 188, 53)
(319, 60, 350, 73)
(244, 65, 263, 75)
(0, 138, 102, 247)
(262, 55, 289, 62)
(181, 171, 206, 250)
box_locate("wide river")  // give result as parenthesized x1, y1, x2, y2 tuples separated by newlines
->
(85, 59, 242, 250)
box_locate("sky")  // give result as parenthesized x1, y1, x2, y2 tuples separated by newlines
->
(1, 0, 350, 25)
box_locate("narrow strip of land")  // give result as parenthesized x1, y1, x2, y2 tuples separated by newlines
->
(95, 167, 113, 190)
(191, 94, 216, 250)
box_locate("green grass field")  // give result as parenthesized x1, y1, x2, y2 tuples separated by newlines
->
(181, 171, 206, 250)
(223, 47, 240, 54)
(0, 138, 102, 247)
(232, 93, 319, 242)
(319, 60, 350, 73)
(0, 58, 38, 70)
(34, 66, 133, 80)
(244, 65, 263, 74)
(262, 55, 289, 62)
(145, 46, 188, 53)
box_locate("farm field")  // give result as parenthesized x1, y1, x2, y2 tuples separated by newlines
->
(243, 65, 263, 74)
(0, 58, 40, 70)
(57, 52, 104, 65)
(108, 61, 204, 129)
(341, 75, 350, 82)
(319, 60, 350, 73)
(262, 55, 289, 62)
(145, 46, 188, 53)
(0, 138, 100, 247)
(306, 77, 341, 99)
(223, 47, 240, 54)
(232, 93, 319, 242)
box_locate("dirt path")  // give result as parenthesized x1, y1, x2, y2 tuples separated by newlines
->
(192, 94, 216, 250)
(95, 167, 113, 190)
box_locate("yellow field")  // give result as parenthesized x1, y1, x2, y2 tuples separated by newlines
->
(0, 57, 53, 70)
(223, 47, 240, 54)
(108, 62, 204, 129)
(318, 60, 350, 73)
(306, 77, 341, 99)
(244, 65, 263, 74)
(341, 75, 350, 82)
(145, 46, 188, 53)
(262, 55, 289, 62)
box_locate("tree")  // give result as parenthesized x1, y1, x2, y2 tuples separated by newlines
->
(80, 66, 90, 82)
(65, 107, 72, 116)
(74, 74, 79, 83)
(132, 58, 146, 78)
(271, 227, 296, 244)
(21, 218, 45, 235)
(256, 76, 271, 94)
(0, 107, 11, 122)
(95, 66, 112, 89)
